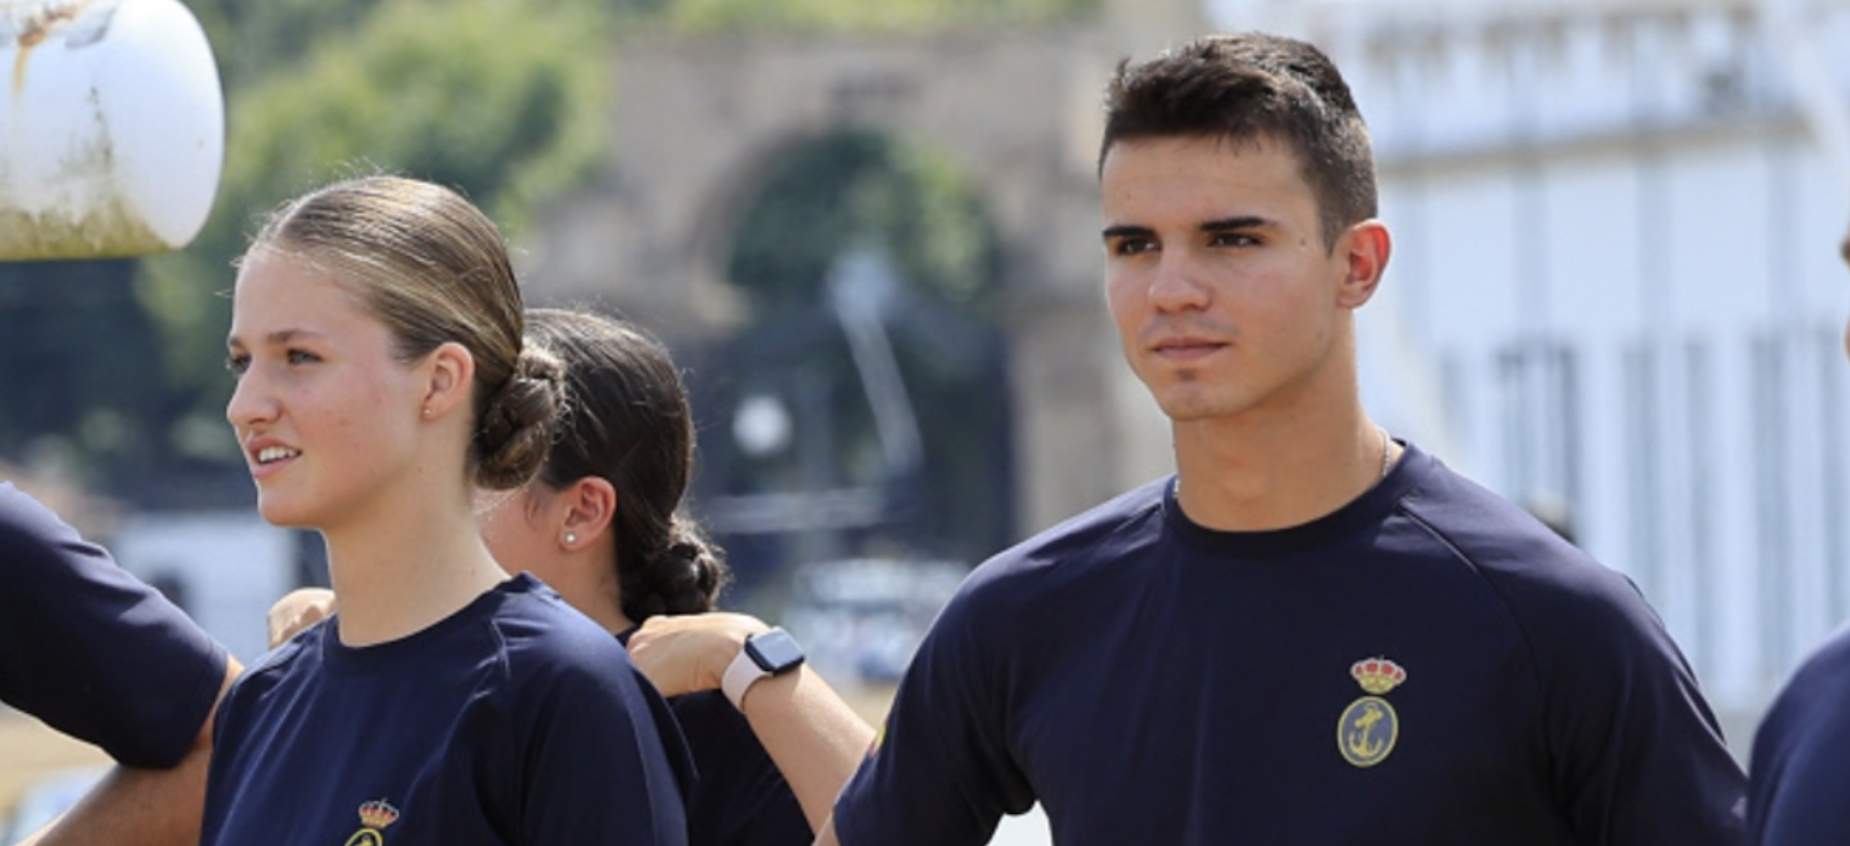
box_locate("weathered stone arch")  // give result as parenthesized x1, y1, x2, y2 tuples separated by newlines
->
(526, 20, 1201, 535)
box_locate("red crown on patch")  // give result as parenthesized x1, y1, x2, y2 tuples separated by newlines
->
(357, 799, 400, 830)
(1350, 657, 1407, 695)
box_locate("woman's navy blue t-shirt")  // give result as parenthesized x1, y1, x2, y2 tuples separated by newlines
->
(0, 482, 227, 768)
(616, 629, 812, 845)
(835, 443, 1745, 845)
(201, 573, 689, 845)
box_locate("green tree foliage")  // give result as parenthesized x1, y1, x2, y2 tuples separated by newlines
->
(7, 0, 1074, 497)
(183, 0, 378, 91)
(140, 0, 609, 463)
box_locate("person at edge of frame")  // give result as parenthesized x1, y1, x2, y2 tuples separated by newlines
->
(1746, 221, 1850, 845)
(1, 482, 243, 846)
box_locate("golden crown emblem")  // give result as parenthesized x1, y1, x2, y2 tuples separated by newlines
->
(357, 799, 400, 830)
(1350, 658, 1407, 695)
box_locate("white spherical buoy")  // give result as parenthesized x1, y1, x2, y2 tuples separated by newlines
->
(1, 0, 224, 260)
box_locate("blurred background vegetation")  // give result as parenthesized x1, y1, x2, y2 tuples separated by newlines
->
(0, 0, 1096, 508)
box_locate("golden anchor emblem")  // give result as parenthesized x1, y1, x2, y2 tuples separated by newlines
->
(1337, 658, 1405, 768)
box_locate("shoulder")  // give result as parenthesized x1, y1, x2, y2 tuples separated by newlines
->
(490, 578, 644, 698)
(209, 623, 323, 762)
(1750, 627, 1850, 836)
(894, 478, 1169, 685)
(1777, 626, 1850, 713)
(1009, 475, 1170, 565)
(952, 477, 1170, 616)
(1757, 627, 1850, 765)
(218, 623, 321, 714)
(1396, 459, 1658, 650)
(0, 482, 62, 534)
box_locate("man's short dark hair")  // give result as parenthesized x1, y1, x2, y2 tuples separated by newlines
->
(1100, 33, 1378, 249)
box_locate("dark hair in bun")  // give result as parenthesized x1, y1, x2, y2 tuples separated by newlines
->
(524, 308, 729, 620)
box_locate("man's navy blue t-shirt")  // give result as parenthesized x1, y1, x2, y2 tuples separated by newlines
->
(201, 574, 689, 845)
(0, 482, 227, 768)
(834, 443, 1745, 845)
(616, 630, 812, 846)
(1748, 625, 1850, 843)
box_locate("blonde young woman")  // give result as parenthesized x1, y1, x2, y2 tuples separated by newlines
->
(203, 177, 687, 845)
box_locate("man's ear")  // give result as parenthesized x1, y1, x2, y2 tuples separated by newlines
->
(1335, 219, 1392, 310)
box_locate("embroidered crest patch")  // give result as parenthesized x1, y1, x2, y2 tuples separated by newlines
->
(1337, 657, 1406, 768)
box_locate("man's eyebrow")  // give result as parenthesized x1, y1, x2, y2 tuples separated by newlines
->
(1200, 216, 1273, 232)
(1101, 224, 1155, 242)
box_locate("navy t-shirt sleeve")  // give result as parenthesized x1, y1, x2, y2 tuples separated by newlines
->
(1522, 568, 1745, 844)
(516, 657, 689, 846)
(729, 765, 812, 845)
(833, 569, 1034, 846)
(1747, 630, 1850, 844)
(0, 483, 227, 768)
(667, 690, 809, 846)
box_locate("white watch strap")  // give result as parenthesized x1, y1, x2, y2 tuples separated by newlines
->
(721, 642, 768, 710)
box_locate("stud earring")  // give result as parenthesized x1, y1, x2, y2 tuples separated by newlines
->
(563, 532, 578, 546)
(421, 406, 432, 418)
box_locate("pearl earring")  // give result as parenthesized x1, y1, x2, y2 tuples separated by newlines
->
(421, 407, 432, 418)
(563, 532, 578, 546)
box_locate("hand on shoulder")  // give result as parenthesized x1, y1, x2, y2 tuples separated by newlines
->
(266, 588, 336, 648)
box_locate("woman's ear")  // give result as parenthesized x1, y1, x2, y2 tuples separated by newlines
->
(419, 341, 476, 421)
(558, 476, 618, 550)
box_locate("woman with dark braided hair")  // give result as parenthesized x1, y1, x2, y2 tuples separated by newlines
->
(271, 307, 876, 843)
(210, 178, 689, 846)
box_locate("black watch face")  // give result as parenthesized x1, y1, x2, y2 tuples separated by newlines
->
(747, 629, 806, 673)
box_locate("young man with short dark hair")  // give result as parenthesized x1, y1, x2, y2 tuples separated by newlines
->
(817, 33, 1744, 845)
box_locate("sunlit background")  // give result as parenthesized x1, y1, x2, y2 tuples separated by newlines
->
(4, 0, 1850, 841)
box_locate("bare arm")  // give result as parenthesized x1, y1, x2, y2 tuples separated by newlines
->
(627, 613, 875, 832)
(734, 665, 875, 833)
(18, 657, 241, 846)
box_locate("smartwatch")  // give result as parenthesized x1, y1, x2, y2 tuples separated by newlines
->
(721, 626, 806, 710)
